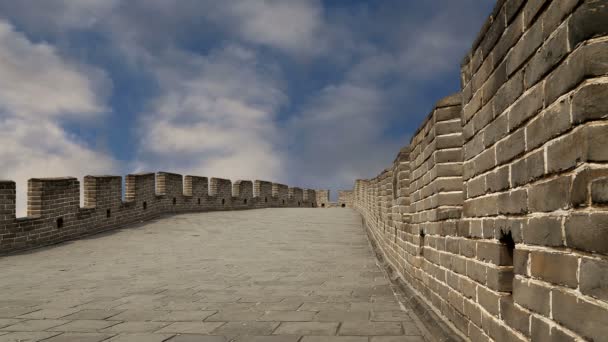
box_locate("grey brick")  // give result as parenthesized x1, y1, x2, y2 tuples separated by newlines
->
(530, 315, 576, 342)
(496, 129, 525, 164)
(568, 0, 608, 49)
(525, 22, 569, 88)
(509, 84, 543, 132)
(513, 277, 550, 315)
(507, 19, 543, 75)
(498, 189, 527, 214)
(525, 98, 571, 151)
(587, 124, 608, 162)
(546, 40, 608, 105)
(496, 71, 524, 119)
(580, 258, 608, 302)
(485, 166, 510, 193)
(510, 149, 545, 187)
(528, 176, 571, 212)
(523, 0, 548, 29)
(591, 177, 608, 204)
(552, 289, 608, 341)
(565, 212, 608, 254)
(500, 297, 530, 336)
(529, 251, 578, 288)
(571, 83, 608, 124)
(546, 128, 586, 174)
(523, 216, 563, 247)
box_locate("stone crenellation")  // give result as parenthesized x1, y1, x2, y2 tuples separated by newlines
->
(0, 172, 321, 254)
(338, 190, 354, 208)
(350, 0, 608, 341)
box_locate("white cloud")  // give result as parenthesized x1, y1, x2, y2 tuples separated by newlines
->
(0, 19, 115, 216)
(222, 0, 324, 55)
(135, 45, 286, 182)
(287, 83, 404, 191)
(0, 21, 108, 118)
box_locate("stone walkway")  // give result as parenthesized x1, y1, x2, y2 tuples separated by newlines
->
(0, 208, 425, 342)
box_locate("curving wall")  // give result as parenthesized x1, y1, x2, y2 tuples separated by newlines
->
(0, 172, 319, 254)
(352, 0, 608, 340)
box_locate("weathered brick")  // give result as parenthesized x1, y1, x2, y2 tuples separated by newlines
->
(495, 217, 524, 243)
(529, 251, 578, 288)
(494, 10, 524, 64)
(473, 103, 495, 136)
(530, 315, 576, 342)
(546, 128, 586, 174)
(485, 165, 510, 193)
(568, 0, 608, 49)
(507, 18, 543, 75)
(591, 177, 608, 204)
(580, 257, 608, 301)
(564, 212, 608, 254)
(546, 40, 608, 105)
(477, 285, 501, 316)
(484, 61, 508, 104)
(523, 0, 548, 29)
(542, 0, 580, 39)
(513, 277, 550, 315)
(523, 216, 563, 247)
(474, 147, 496, 176)
(496, 129, 525, 164)
(510, 150, 545, 187)
(571, 83, 608, 124)
(468, 321, 490, 342)
(487, 266, 514, 292)
(498, 189, 527, 215)
(464, 134, 483, 160)
(467, 259, 487, 284)
(509, 83, 543, 131)
(483, 113, 508, 148)
(467, 176, 485, 198)
(552, 289, 608, 341)
(459, 239, 476, 258)
(500, 297, 530, 336)
(477, 241, 513, 266)
(495, 71, 524, 116)
(587, 123, 608, 162)
(528, 176, 571, 212)
(524, 23, 569, 88)
(571, 167, 608, 207)
(525, 98, 571, 151)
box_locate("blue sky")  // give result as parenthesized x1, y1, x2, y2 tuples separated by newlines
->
(0, 0, 493, 214)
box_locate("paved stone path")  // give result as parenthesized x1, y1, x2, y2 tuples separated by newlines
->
(0, 208, 425, 342)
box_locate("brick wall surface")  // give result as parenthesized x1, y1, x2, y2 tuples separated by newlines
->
(351, 1, 608, 341)
(0, 173, 319, 254)
(338, 190, 354, 207)
(316, 190, 330, 207)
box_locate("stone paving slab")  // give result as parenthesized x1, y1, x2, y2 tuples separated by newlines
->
(0, 208, 426, 341)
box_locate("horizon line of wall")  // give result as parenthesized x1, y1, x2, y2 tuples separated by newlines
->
(0, 171, 331, 254)
(350, 0, 607, 341)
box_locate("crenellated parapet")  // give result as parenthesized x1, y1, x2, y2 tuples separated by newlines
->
(0, 172, 322, 254)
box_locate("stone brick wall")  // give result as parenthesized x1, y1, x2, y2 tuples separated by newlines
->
(316, 189, 330, 208)
(0, 173, 319, 254)
(338, 190, 354, 207)
(351, 1, 608, 340)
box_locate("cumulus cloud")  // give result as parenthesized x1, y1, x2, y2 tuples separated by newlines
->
(0, 0, 494, 203)
(287, 83, 404, 193)
(135, 45, 287, 182)
(0, 20, 115, 216)
(220, 0, 324, 56)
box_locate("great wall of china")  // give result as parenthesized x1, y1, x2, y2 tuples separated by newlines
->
(0, 174, 329, 254)
(348, 0, 608, 340)
(0, 0, 606, 341)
